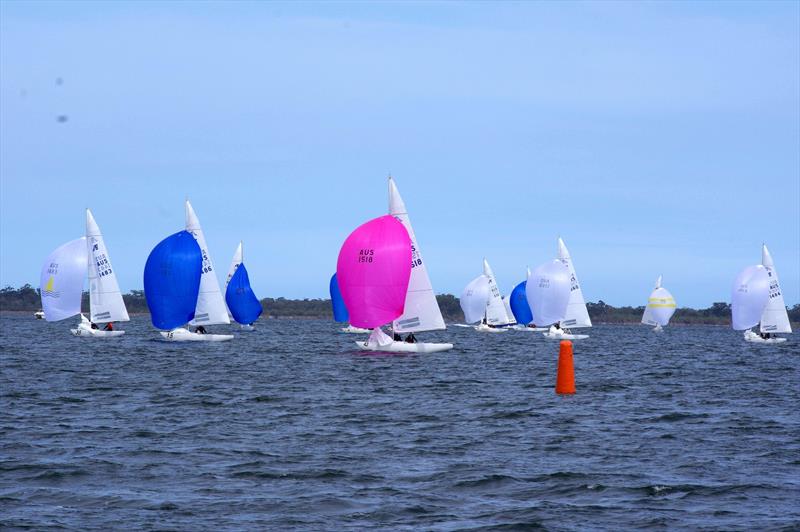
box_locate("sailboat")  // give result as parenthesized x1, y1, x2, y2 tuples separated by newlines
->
(544, 237, 591, 339)
(732, 244, 791, 344)
(143, 201, 233, 342)
(224, 241, 263, 331)
(330, 273, 370, 333)
(460, 259, 511, 332)
(502, 295, 517, 326)
(39, 209, 129, 337)
(526, 257, 589, 341)
(509, 267, 547, 331)
(641, 276, 677, 332)
(386, 176, 451, 348)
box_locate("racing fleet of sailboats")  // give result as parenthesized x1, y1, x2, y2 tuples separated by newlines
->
(37, 181, 794, 346)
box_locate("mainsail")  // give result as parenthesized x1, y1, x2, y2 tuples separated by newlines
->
(86, 209, 129, 323)
(759, 244, 792, 334)
(482, 258, 511, 326)
(557, 238, 592, 328)
(185, 200, 230, 325)
(388, 177, 446, 333)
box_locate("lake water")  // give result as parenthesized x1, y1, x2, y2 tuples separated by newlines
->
(1, 314, 798, 530)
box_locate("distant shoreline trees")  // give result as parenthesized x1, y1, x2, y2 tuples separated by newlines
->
(2, 284, 798, 325)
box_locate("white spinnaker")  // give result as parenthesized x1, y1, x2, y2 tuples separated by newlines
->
(185, 200, 231, 325)
(389, 176, 446, 333)
(503, 295, 517, 325)
(526, 259, 571, 326)
(641, 276, 676, 327)
(86, 209, 129, 323)
(40, 237, 88, 322)
(731, 265, 770, 331)
(760, 244, 792, 334)
(557, 238, 592, 328)
(226, 241, 243, 287)
(460, 275, 490, 324)
(482, 258, 511, 326)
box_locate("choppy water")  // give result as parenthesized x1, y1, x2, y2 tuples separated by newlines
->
(1, 314, 798, 530)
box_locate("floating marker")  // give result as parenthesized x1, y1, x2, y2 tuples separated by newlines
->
(556, 340, 576, 394)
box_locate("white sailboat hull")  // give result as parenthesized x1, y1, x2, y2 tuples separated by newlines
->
(340, 325, 371, 334)
(743, 330, 787, 344)
(474, 323, 507, 333)
(356, 340, 454, 353)
(239, 324, 256, 331)
(511, 325, 548, 332)
(70, 327, 125, 338)
(543, 331, 589, 340)
(160, 328, 234, 342)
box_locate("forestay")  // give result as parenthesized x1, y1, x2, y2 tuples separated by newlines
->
(86, 209, 129, 323)
(185, 201, 230, 325)
(40, 237, 88, 322)
(388, 177, 446, 333)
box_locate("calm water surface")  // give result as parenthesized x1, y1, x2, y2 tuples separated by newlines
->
(1, 314, 798, 530)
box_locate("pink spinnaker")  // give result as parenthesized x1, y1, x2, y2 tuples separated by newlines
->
(336, 215, 412, 328)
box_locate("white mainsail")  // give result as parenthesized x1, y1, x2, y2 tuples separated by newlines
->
(388, 176, 446, 333)
(460, 275, 490, 324)
(40, 237, 88, 322)
(226, 241, 243, 287)
(557, 238, 592, 328)
(759, 244, 792, 334)
(641, 275, 676, 327)
(502, 295, 517, 325)
(185, 200, 230, 325)
(482, 258, 511, 326)
(86, 209, 129, 323)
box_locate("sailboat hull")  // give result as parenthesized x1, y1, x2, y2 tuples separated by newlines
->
(160, 328, 233, 342)
(474, 323, 507, 333)
(543, 332, 589, 340)
(340, 326, 372, 334)
(744, 331, 787, 344)
(70, 328, 125, 338)
(356, 340, 454, 353)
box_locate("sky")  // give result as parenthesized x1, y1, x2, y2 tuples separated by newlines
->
(1, 1, 798, 308)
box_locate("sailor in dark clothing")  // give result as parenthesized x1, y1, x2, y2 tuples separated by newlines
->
(405, 333, 417, 343)
(195, 325, 207, 334)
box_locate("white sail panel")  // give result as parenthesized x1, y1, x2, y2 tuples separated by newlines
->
(526, 259, 571, 326)
(226, 241, 243, 287)
(86, 209, 129, 323)
(759, 244, 792, 334)
(185, 200, 231, 325)
(40, 237, 88, 322)
(482, 258, 510, 326)
(503, 295, 517, 325)
(641, 276, 676, 327)
(731, 265, 770, 331)
(460, 275, 490, 324)
(557, 238, 592, 328)
(388, 177, 446, 332)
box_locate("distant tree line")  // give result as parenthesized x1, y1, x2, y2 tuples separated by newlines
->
(2, 284, 798, 325)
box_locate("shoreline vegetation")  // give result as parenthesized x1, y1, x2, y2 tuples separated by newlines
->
(3, 284, 798, 326)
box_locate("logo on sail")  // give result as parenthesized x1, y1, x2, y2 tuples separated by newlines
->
(42, 275, 60, 298)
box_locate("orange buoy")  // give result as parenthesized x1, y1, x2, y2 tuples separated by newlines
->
(556, 340, 576, 394)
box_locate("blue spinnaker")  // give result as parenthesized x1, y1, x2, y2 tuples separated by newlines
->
(329, 273, 349, 323)
(225, 263, 263, 325)
(144, 231, 202, 330)
(510, 280, 533, 325)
